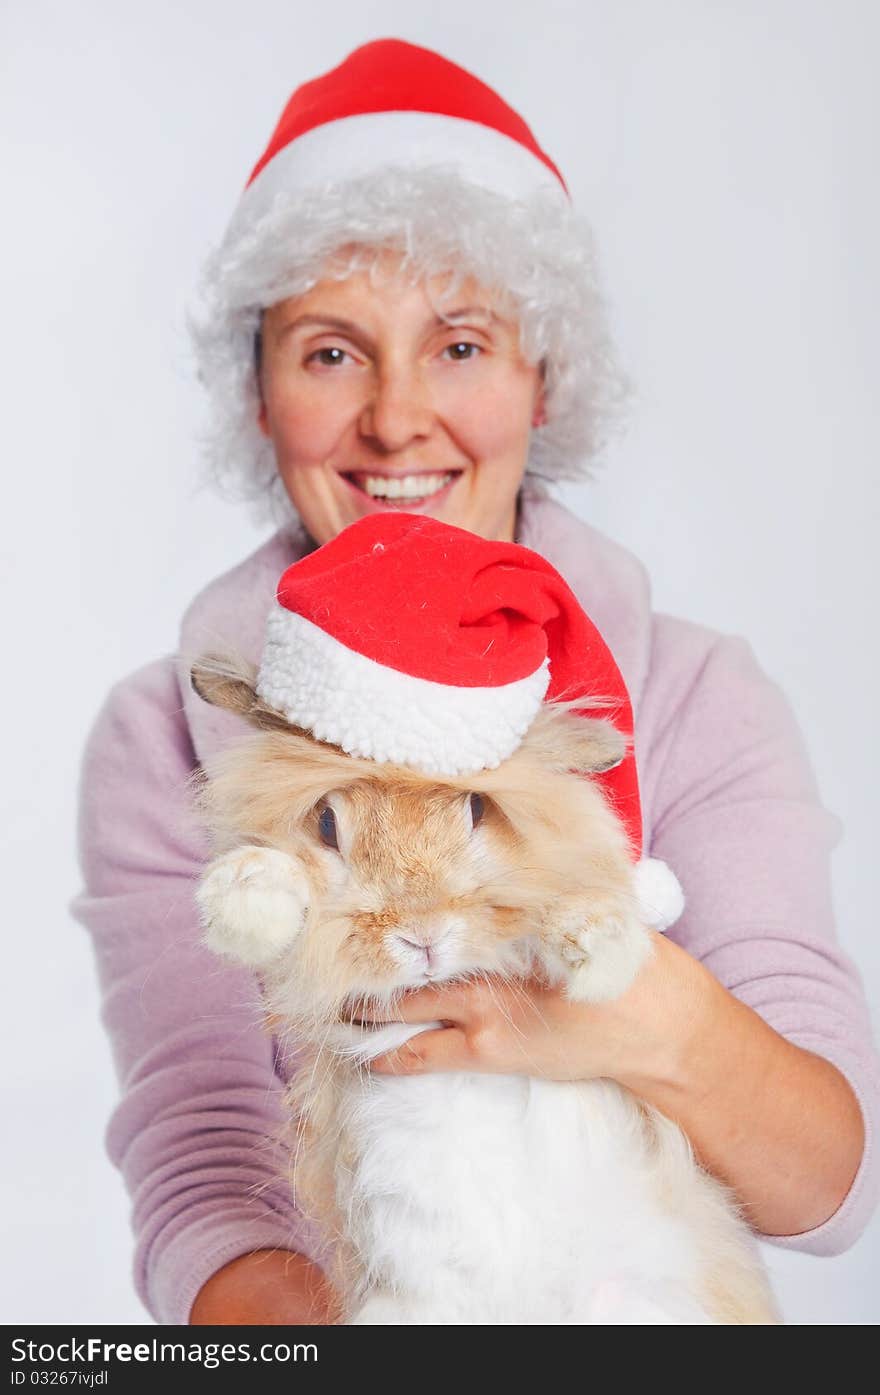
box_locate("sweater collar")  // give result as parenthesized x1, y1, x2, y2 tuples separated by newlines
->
(177, 490, 652, 768)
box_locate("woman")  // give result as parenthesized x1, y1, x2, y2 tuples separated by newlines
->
(71, 38, 878, 1325)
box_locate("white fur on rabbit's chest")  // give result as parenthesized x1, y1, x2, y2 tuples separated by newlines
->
(336, 1069, 713, 1324)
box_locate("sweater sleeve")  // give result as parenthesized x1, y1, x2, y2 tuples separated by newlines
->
(68, 656, 327, 1324)
(641, 622, 880, 1257)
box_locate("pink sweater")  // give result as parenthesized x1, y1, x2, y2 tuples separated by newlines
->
(70, 493, 880, 1324)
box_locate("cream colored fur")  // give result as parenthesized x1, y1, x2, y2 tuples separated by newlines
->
(190, 653, 781, 1325)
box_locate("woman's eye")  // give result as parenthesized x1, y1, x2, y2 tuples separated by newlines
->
(469, 793, 485, 827)
(307, 346, 350, 367)
(318, 805, 339, 849)
(444, 341, 481, 362)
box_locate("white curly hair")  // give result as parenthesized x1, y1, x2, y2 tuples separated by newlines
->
(188, 163, 634, 530)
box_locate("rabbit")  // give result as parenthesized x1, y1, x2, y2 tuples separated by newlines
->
(188, 651, 781, 1325)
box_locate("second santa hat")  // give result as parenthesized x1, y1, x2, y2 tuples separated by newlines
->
(255, 512, 684, 929)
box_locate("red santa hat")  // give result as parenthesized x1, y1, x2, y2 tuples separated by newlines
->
(256, 513, 684, 931)
(238, 38, 569, 230)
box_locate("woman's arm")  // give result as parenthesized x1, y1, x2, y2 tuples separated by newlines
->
(190, 1249, 340, 1325)
(70, 656, 326, 1323)
(641, 626, 879, 1250)
(615, 933, 865, 1237)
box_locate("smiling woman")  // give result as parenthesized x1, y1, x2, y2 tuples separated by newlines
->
(69, 35, 880, 1327)
(254, 255, 545, 545)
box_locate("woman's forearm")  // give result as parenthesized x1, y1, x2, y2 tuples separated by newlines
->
(617, 934, 866, 1237)
(190, 1248, 341, 1325)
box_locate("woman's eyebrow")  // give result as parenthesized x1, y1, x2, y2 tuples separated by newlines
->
(274, 305, 498, 344)
(434, 304, 498, 324)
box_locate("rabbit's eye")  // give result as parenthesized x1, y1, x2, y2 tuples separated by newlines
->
(469, 793, 485, 827)
(318, 804, 339, 850)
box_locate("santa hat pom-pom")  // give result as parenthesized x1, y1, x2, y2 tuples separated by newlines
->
(634, 857, 685, 933)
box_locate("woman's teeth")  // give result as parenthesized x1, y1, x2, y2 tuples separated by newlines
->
(355, 472, 456, 500)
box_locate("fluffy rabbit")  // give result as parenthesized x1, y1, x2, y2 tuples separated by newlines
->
(189, 653, 780, 1325)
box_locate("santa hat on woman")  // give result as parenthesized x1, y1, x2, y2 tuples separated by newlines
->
(190, 38, 631, 527)
(255, 512, 684, 931)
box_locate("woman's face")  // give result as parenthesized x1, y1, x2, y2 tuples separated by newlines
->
(256, 252, 544, 545)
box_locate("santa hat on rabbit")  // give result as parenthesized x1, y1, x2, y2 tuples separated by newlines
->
(256, 512, 684, 931)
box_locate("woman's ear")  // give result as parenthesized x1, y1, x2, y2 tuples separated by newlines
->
(254, 315, 271, 438)
(532, 364, 547, 428)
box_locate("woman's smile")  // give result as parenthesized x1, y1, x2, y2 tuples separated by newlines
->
(337, 467, 463, 514)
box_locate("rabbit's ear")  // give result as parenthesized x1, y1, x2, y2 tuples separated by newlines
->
(190, 653, 293, 735)
(520, 706, 629, 775)
(563, 715, 628, 774)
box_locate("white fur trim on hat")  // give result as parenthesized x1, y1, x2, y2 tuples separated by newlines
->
(239, 111, 568, 231)
(256, 605, 551, 776)
(634, 857, 685, 933)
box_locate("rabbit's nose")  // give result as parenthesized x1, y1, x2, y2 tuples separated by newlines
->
(392, 928, 453, 968)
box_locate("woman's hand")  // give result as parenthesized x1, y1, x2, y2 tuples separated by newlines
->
(357, 931, 865, 1237)
(190, 1249, 342, 1325)
(361, 930, 709, 1088)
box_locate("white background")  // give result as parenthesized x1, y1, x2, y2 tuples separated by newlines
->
(2, 0, 877, 1324)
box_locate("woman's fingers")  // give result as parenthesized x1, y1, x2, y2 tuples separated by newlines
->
(351, 978, 482, 1026)
(354, 975, 587, 1077)
(369, 1024, 471, 1074)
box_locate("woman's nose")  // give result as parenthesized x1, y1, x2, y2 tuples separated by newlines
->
(358, 367, 435, 452)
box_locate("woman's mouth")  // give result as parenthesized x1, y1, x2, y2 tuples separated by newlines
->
(340, 469, 462, 511)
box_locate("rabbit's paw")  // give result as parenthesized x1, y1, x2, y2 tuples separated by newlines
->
(542, 900, 653, 1004)
(196, 845, 310, 968)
